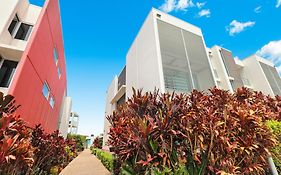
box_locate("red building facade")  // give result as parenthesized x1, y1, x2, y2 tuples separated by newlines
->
(8, 0, 67, 133)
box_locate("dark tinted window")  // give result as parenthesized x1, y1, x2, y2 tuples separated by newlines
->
(15, 23, 32, 40)
(8, 15, 19, 35)
(0, 60, 18, 87)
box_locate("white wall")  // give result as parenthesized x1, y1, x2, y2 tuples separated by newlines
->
(59, 96, 72, 138)
(242, 55, 274, 96)
(210, 46, 233, 92)
(0, 0, 41, 49)
(68, 112, 79, 134)
(103, 76, 118, 147)
(126, 10, 164, 98)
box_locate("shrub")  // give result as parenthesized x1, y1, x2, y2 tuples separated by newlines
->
(0, 92, 34, 174)
(31, 125, 77, 174)
(107, 88, 280, 174)
(93, 136, 103, 149)
(67, 134, 87, 152)
(92, 148, 114, 172)
(0, 92, 77, 175)
(266, 120, 281, 173)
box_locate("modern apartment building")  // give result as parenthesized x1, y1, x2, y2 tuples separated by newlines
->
(209, 46, 281, 96)
(103, 8, 281, 146)
(0, 0, 67, 133)
(68, 111, 79, 135)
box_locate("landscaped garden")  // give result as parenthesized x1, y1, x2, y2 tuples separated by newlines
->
(95, 87, 281, 174)
(0, 92, 78, 175)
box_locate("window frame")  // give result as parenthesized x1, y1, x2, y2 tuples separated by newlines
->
(14, 23, 33, 41)
(0, 59, 18, 88)
(8, 14, 20, 37)
(42, 82, 50, 100)
(49, 95, 55, 108)
(57, 67, 61, 78)
(53, 47, 59, 65)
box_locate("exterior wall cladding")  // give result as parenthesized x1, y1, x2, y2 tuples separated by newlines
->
(7, 0, 66, 133)
(103, 8, 281, 147)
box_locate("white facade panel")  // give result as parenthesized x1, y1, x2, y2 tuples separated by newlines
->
(0, 0, 41, 46)
(152, 8, 202, 37)
(210, 46, 233, 91)
(242, 55, 274, 96)
(59, 96, 72, 138)
(126, 11, 163, 98)
(103, 76, 118, 146)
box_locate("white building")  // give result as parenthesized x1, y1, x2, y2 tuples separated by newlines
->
(58, 96, 72, 138)
(0, 0, 41, 95)
(103, 8, 281, 147)
(68, 111, 79, 135)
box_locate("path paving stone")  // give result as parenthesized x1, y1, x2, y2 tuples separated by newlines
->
(60, 149, 111, 175)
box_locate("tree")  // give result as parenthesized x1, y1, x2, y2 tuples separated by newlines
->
(67, 134, 87, 152)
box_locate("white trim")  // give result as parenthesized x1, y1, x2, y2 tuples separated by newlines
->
(153, 14, 166, 93)
(201, 33, 218, 88)
(181, 29, 195, 89)
(111, 85, 126, 104)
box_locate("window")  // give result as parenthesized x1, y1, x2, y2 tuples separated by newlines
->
(42, 82, 50, 99)
(57, 67, 61, 78)
(0, 60, 18, 88)
(49, 95, 55, 108)
(53, 48, 59, 64)
(15, 23, 33, 41)
(8, 15, 20, 36)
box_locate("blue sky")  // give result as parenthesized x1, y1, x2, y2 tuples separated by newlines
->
(30, 0, 281, 137)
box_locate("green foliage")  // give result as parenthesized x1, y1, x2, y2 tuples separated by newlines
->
(92, 148, 114, 172)
(266, 120, 281, 173)
(107, 87, 280, 175)
(67, 134, 87, 152)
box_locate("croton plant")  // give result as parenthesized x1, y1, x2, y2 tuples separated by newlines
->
(0, 92, 77, 175)
(107, 87, 281, 174)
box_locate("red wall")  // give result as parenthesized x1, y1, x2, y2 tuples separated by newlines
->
(8, 0, 67, 133)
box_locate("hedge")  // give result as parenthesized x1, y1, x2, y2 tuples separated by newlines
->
(92, 148, 114, 172)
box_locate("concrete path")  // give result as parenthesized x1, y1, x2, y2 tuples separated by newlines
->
(60, 149, 111, 175)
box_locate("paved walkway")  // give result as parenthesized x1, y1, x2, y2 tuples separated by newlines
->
(60, 149, 111, 175)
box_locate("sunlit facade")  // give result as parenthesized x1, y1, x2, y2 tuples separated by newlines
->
(103, 8, 281, 147)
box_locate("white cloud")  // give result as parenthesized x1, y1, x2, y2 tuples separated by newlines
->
(276, 0, 281, 8)
(159, 0, 176, 13)
(159, 0, 194, 13)
(226, 20, 255, 36)
(198, 9, 211, 18)
(196, 2, 206, 8)
(257, 40, 281, 75)
(254, 6, 262, 13)
(234, 56, 240, 60)
(176, 0, 194, 11)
